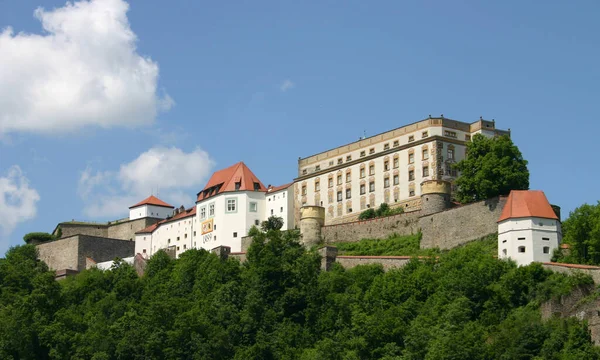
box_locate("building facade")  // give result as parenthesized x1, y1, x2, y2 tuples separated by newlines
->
(293, 116, 510, 225)
(498, 190, 562, 266)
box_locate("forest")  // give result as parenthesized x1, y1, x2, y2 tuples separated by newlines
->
(1, 228, 599, 359)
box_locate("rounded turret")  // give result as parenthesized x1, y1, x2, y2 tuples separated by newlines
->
(420, 180, 451, 216)
(300, 206, 325, 247)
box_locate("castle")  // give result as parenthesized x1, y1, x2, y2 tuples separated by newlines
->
(35, 115, 563, 275)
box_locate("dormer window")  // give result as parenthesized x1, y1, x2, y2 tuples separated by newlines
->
(253, 182, 260, 191)
(235, 182, 241, 190)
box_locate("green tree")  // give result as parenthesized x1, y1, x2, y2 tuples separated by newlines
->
(23, 232, 55, 244)
(454, 134, 529, 203)
(561, 202, 600, 264)
(261, 215, 284, 231)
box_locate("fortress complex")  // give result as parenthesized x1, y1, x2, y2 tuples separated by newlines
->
(293, 115, 510, 225)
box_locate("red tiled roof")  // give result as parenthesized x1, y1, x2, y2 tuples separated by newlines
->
(267, 183, 293, 193)
(498, 190, 558, 222)
(136, 207, 196, 234)
(196, 162, 266, 202)
(129, 195, 174, 209)
(543, 262, 600, 270)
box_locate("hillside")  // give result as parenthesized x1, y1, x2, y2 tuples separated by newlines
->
(0, 230, 598, 359)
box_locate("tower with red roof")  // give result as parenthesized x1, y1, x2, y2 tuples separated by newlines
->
(129, 195, 174, 221)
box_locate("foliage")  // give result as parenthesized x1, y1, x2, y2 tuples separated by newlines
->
(557, 201, 600, 265)
(358, 203, 404, 220)
(261, 215, 284, 232)
(454, 134, 529, 203)
(0, 234, 598, 358)
(23, 232, 55, 244)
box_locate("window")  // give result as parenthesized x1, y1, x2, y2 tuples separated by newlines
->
(254, 182, 260, 191)
(408, 135, 414, 142)
(200, 207, 206, 219)
(369, 148, 375, 154)
(329, 160, 334, 166)
(384, 177, 390, 188)
(255, 219, 260, 225)
(445, 164, 457, 177)
(518, 237, 526, 240)
(423, 166, 429, 177)
(183, 244, 187, 250)
(502, 249, 507, 256)
(302, 169, 307, 175)
(393, 174, 399, 185)
(194, 231, 196, 236)
(360, 184, 366, 195)
(409, 170, 414, 181)
(423, 149, 429, 160)
(369, 181, 375, 192)
(422, 131, 428, 138)
(409, 153, 414, 164)
(315, 181, 320, 191)
(348, 207, 353, 213)
(518, 246, 526, 253)
(369, 165, 375, 175)
(249, 202, 258, 212)
(280, 207, 283, 213)
(337, 158, 343, 165)
(360, 151, 366, 157)
(177, 246, 180, 251)
(337, 175, 342, 185)
(209, 204, 215, 216)
(384, 143, 390, 150)
(409, 189, 415, 197)
(384, 160, 389, 171)
(233, 232, 238, 238)
(168, 239, 171, 244)
(143, 249, 146, 253)
(337, 191, 342, 202)
(360, 167, 365, 178)
(465, 135, 471, 141)
(315, 165, 321, 171)
(447, 148, 454, 160)
(346, 173, 351, 183)
(393, 157, 399, 168)
(302, 185, 307, 195)
(346, 155, 352, 162)
(214, 225, 217, 230)
(393, 140, 399, 147)
(542, 237, 550, 241)
(543, 247, 550, 254)
(444, 130, 457, 138)
(329, 178, 334, 188)
(185, 233, 188, 239)
(271, 209, 274, 215)
(234, 181, 241, 190)
(226, 198, 237, 212)
(346, 189, 351, 199)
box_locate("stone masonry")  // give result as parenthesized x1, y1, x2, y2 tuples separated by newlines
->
(54, 217, 161, 241)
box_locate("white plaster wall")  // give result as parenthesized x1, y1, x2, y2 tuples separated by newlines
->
(137, 215, 196, 258)
(265, 187, 293, 230)
(129, 205, 172, 220)
(498, 217, 561, 266)
(135, 233, 150, 257)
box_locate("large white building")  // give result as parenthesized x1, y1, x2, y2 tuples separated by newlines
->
(293, 116, 510, 225)
(498, 190, 562, 266)
(135, 162, 295, 257)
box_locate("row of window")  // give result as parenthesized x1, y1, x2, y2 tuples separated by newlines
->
(502, 246, 551, 255)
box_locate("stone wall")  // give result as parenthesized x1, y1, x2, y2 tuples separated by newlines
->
(336, 256, 412, 271)
(107, 217, 160, 241)
(37, 236, 80, 271)
(58, 224, 108, 238)
(542, 263, 600, 284)
(321, 210, 422, 243)
(419, 196, 507, 249)
(36, 235, 135, 272)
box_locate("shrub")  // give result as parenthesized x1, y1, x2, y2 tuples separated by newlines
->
(23, 232, 55, 244)
(358, 203, 404, 220)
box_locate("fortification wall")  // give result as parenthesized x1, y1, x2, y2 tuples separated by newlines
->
(107, 217, 160, 241)
(37, 236, 80, 271)
(59, 224, 108, 238)
(336, 256, 412, 271)
(542, 263, 600, 284)
(77, 235, 135, 272)
(419, 196, 507, 249)
(321, 210, 422, 243)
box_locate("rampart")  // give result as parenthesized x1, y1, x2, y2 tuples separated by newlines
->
(321, 211, 422, 243)
(419, 196, 507, 249)
(55, 217, 161, 241)
(336, 255, 412, 271)
(37, 235, 135, 273)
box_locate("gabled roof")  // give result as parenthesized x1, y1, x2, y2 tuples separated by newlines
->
(267, 182, 293, 193)
(196, 162, 266, 202)
(129, 195, 174, 209)
(136, 207, 196, 234)
(498, 190, 558, 222)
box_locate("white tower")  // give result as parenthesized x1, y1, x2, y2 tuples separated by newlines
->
(498, 190, 562, 266)
(129, 195, 174, 220)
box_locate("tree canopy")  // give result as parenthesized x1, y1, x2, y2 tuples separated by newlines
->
(0, 232, 598, 359)
(554, 201, 600, 265)
(453, 134, 529, 203)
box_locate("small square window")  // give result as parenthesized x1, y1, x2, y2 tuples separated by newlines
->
(177, 246, 180, 251)
(227, 198, 237, 212)
(408, 135, 414, 142)
(409, 189, 415, 197)
(177, 236, 180, 241)
(250, 202, 258, 212)
(518, 246, 526, 253)
(393, 140, 399, 147)
(422, 131, 428, 138)
(346, 155, 352, 162)
(543, 246, 550, 254)
(280, 207, 283, 212)
(384, 143, 390, 150)
(329, 161, 334, 166)
(302, 169, 307, 175)
(369, 148, 375, 154)
(183, 244, 187, 250)
(338, 158, 343, 165)
(233, 232, 238, 238)
(360, 151, 366, 157)
(315, 165, 321, 171)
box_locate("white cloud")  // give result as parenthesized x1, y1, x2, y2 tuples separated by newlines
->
(0, 0, 172, 135)
(0, 166, 40, 239)
(79, 147, 214, 218)
(280, 79, 295, 92)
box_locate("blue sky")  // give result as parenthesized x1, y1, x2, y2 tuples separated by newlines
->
(0, 0, 598, 254)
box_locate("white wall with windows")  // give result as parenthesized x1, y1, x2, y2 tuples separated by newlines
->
(265, 186, 295, 230)
(129, 204, 173, 221)
(498, 217, 562, 266)
(135, 214, 197, 258)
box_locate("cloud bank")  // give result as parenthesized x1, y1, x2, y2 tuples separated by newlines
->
(79, 147, 215, 218)
(0, 0, 172, 135)
(0, 166, 40, 244)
